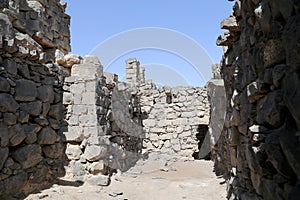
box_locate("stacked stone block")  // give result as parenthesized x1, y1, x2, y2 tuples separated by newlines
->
(0, 0, 71, 198)
(140, 84, 210, 158)
(214, 0, 300, 199)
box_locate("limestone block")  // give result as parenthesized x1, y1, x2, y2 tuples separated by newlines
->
(83, 145, 107, 162)
(66, 144, 82, 160)
(81, 92, 95, 105)
(160, 133, 172, 140)
(87, 161, 104, 175)
(87, 174, 109, 186)
(79, 114, 97, 126)
(12, 144, 43, 170)
(15, 79, 37, 102)
(71, 57, 103, 78)
(65, 126, 84, 142)
(175, 118, 188, 125)
(63, 54, 81, 68)
(221, 16, 239, 31)
(171, 138, 181, 152)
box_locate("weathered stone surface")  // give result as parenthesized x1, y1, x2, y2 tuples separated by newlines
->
(0, 93, 19, 112)
(48, 104, 64, 120)
(3, 113, 17, 126)
(23, 123, 41, 144)
(3, 59, 17, 76)
(12, 144, 43, 169)
(37, 85, 54, 103)
(256, 91, 285, 128)
(83, 145, 107, 162)
(63, 54, 81, 68)
(0, 123, 9, 147)
(283, 15, 300, 69)
(0, 147, 9, 170)
(282, 72, 300, 127)
(20, 101, 42, 116)
(8, 124, 26, 146)
(64, 126, 84, 142)
(263, 39, 285, 68)
(38, 127, 57, 145)
(42, 143, 64, 159)
(221, 16, 239, 31)
(86, 174, 109, 186)
(0, 77, 10, 92)
(15, 79, 37, 101)
(0, 172, 27, 197)
(66, 144, 82, 160)
(280, 131, 300, 180)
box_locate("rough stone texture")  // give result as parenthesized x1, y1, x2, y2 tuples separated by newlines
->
(0, 0, 70, 198)
(214, 0, 300, 199)
(63, 57, 210, 184)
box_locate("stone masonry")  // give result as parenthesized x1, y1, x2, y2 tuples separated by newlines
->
(0, 0, 76, 199)
(62, 57, 211, 184)
(214, 0, 300, 199)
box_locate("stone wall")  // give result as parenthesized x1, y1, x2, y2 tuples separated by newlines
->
(62, 57, 211, 183)
(0, 0, 72, 198)
(125, 58, 210, 159)
(63, 57, 144, 184)
(140, 83, 210, 159)
(215, 0, 300, 199)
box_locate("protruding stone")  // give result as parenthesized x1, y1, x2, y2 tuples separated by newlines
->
(83, 145, 107, 162)
(66, 144, 82, 160)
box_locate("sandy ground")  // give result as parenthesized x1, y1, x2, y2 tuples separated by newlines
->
(26, 160, 226, 200)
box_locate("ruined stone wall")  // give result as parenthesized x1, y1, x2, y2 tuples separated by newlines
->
(63, 57, 211, 183)
(0, 0, 72, 198)
(215, 0, 300, 199)
(140, 82, 210, 159)
(63, 57, 144, 184)
(125, 58, 210, 159)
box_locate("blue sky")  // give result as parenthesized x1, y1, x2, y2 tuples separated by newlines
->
(63, 1, 234, 86)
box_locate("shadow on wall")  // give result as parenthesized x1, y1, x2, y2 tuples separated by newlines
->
(193, 125, 211, 160)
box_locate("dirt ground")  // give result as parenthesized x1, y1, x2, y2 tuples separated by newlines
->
(25, 160, 226, 200)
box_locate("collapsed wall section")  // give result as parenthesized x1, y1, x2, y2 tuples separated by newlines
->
(0, 0, 71, 198)
(215, 0, 300, 199)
